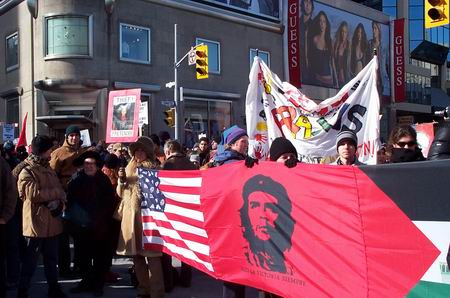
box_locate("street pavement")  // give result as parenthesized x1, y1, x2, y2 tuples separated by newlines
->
(6, 257, 260, 298)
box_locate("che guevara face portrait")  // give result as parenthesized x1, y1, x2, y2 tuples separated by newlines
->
(240, 175, 295, 274)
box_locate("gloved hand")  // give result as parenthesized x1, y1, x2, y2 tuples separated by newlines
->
(245, 156, 259, 168)
(284, 158, 298, 168)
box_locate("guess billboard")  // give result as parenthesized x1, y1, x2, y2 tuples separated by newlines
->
(393, 18, 405, 102)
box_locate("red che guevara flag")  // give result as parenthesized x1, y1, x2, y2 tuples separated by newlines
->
(141, 162, 439, 297)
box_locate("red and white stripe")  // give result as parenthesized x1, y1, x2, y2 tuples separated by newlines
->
(141, 170, 214, 273)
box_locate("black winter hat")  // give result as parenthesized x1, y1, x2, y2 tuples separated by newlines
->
(73, 150, 103, 167)
(31, 135, 54, 155)
(269, 137, 298, 161)
(103, 153, 119, 169)
(65, 125, 81, 136)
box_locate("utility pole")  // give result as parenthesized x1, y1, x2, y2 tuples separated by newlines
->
(174, 23, 180, 140)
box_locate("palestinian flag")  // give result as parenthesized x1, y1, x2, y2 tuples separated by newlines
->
(141, 161, 442, 297)
(361, 160, 450, 297)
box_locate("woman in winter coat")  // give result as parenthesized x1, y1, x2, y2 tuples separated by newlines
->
(65, 151, 115, 296)
(116, 136, 164, 298)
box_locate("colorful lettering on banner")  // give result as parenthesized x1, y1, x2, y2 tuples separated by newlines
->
(393, 18, 405, 102)
(246, 56, 381, 164)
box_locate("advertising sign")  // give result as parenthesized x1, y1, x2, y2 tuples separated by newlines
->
(189, 0, 280, 20)
(106, 88, 141, 143)
(287, 0, 390, 97)
(80, 129, 92, 147)
(139, 101, 149, 128)
(393, 18, 405, 102)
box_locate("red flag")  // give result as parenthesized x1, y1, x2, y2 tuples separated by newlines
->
(16, 112, 28, 150)
(141, 162, 439, 297)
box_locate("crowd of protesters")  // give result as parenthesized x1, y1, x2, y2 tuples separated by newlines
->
(0, 122, 437, 298)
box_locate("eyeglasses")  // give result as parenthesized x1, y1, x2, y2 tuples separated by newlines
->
(84, 161, 97, 165)
(396, 141, 416, 148)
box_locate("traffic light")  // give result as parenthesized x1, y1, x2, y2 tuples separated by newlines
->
(164, 108, 175, 127)
(425, 0, 449, 28)
(195, 44, 208, 80)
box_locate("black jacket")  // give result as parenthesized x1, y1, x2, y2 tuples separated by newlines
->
(66, 169, 115, 234)
(162, 153, 198, 170)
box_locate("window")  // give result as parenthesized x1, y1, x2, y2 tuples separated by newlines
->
(196, 38, 220, 74)
(120, 23, 151, 64)
(250, 49, 270, 67)
(6, 32, 18, 71)
(382, 0, 396, 18)
(6, 97, 19, 124)
(45, 15, 92, 58)
(184, 99, 231, 148)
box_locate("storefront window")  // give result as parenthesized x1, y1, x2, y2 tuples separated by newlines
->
(120, 23, 151, 64)
(45, 15, 92, 58)
(184, 99, 231, 148)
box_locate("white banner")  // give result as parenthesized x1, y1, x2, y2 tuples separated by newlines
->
(246, 56, 380, 165)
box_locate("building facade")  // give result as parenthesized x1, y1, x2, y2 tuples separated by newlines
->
(381, 0, 450, 125)
(0, 0, 283, 145)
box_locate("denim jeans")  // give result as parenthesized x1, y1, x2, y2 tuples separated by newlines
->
(19, 236, 59, 290)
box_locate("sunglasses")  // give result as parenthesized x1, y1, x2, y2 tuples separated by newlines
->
(396, 141, 416, 148)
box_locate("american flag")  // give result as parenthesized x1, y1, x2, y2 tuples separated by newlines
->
(138, 168, 213, 273)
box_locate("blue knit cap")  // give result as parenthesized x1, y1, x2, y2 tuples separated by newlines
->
(224, 125, 247, 145)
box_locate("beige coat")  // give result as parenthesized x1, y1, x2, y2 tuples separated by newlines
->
(17, 157, 66, 238)
(50, 140, 86, 191)
(115, 159, 161, 257)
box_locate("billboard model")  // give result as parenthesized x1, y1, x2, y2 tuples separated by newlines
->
(288, 0, 390, 97)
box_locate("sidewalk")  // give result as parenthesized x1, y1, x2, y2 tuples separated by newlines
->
(6, 257, 259, 298)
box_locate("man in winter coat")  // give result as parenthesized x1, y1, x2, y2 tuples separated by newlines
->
(50, 125, 86, 276)
(161, 140, 197, 291)
(0, 156, 17, 296)
(17, 135, 67, 298)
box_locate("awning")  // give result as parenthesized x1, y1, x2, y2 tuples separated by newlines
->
(431, 87, 450, 109)
(36, 115, 95, 129)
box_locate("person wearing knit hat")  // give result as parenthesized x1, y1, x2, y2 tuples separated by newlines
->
(213, 125, 250, 166)
(65, 125, 81, 137)
(17, 135, 67, 298)
(269, 137, 299, 168)
(49, 124, 86, 277)
(331, 130, 364, 165)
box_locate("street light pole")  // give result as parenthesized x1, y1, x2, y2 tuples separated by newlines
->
(174, 23, 179, 140)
